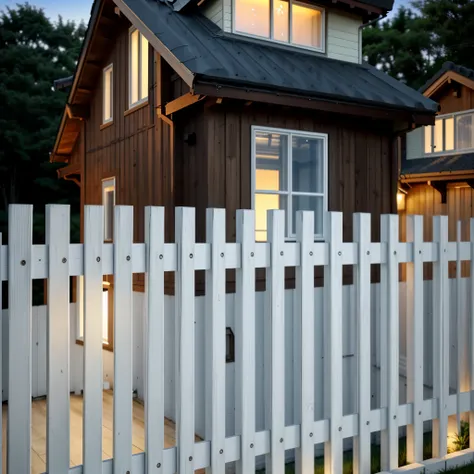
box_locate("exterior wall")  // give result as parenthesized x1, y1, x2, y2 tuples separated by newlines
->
(435, 83, 474, 114)
(327, 11, 361, 63)
(200, 0, 361, 63)
(399, 183, 474, 278)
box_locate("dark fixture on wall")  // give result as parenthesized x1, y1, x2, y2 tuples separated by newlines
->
(184, 132, 196, 146)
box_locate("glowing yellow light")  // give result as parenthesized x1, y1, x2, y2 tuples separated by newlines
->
(397, 192, 406, 211)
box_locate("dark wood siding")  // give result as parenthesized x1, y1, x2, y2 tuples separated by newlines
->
(433, 83, 474, 115)
(82, 20, 174, 291)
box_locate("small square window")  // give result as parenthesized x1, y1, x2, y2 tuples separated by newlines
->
(102, 178, 115, 241)
(103, 64, 113, 124)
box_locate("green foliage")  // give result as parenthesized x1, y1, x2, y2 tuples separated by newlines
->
(0, 3, 84, 243)
(363, 0, 474, 90)
(449, 420, 470, 453)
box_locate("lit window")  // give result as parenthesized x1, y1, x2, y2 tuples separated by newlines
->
(235, 0, 324, 51)
(253, 127, 327, 240)
(129, 29, 149, 107)
(103, 64, 113, 124)
(102, 178, 115, 241)
(457, 113, 474, 150)
(424, 116, 457, 154)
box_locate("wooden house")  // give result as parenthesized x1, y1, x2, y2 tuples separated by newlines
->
(400, 62, 474, 275)
(51, 0, 437, 308)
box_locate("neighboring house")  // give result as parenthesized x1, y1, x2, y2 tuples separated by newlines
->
(51, 0, 436, 315)
(401, 62, 474, 266)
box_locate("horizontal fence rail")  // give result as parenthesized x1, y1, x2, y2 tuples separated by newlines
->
(3, 204, 474, 474)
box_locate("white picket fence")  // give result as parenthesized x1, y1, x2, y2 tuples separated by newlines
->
(3, 204, 474, 474)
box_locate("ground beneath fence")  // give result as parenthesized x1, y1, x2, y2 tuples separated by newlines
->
(2, 390, 201, 474)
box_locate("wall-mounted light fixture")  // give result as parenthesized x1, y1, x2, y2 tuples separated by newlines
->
(397, 188, 407, 211)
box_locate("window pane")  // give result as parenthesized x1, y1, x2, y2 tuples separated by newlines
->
(445, 117, 454, 151)
(424, 125, 433, 154)
(104, 187, 114, 241)
(140, 34, 149, 100)
(292, 195, 324, 236)
(130, 30, 139, 105)
(292, 135, 324, 193)
(255, 131, 288, 191)
(457, 113, 474, 150)
(103, 288, 109, 344)
(235, 0, 270, 38)
(434, 118, 443, 152)
(273, 0, 289, 42)
(292, 3, 322, 48)
(103, 68, 112, 122)
(255, 194, 287, 241)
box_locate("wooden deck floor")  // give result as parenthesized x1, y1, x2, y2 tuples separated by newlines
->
(2, 391, 180, 474)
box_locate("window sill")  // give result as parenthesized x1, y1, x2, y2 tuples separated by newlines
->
(124, 99, 148, 117)
(76, 338, 114, 353)
(100, 121, 113, 131)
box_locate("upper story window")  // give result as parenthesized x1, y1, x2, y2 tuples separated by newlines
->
(102, 177, 115, 242)
(252, 126, 328, 241)
(129, 28, 149, 108)
(234, 0, 325, 52)
(406, 109, 474, 159)
(103, 64, 113, 124)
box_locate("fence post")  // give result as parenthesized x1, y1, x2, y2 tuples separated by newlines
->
(456, 220, 462, 432)
(406, 215, 424, 463)
(432, 215, 449, 458)
(144, 207, 165, 474)
(380, 214, 399, 471)
(294, 211, 315, 474)
(235, 210, 256, 474)
(265, 210, 286, 474)
(113, 206, 134, 473)
(7, 205, 33, 474)
(205, 208, 226, 474)
(83, 206, 104, 471)
(353, 213, 371, 474)
(175, 207, 196, 474)
(46, 204, 71, 474)
(323, 212, 343, 474)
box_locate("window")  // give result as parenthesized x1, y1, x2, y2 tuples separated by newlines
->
(129, 29, 149, 107)
(102, 178, 115, 242)
(252, 127, 327, 241)
(103, 64, 113, 124)
(234, 0, 324, 51)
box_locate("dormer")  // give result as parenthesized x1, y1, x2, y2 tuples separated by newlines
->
(200, 0, 390, 63)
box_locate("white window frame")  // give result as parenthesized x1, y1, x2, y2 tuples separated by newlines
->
(102, 63, 113, 124)
(232, 0, 325, 53)
(102, 177, 116, 242)
(128, 27, 149, 109)
(422, 108, 474, 157)
(251, 125, 328, 241)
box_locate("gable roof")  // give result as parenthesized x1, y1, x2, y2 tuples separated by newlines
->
(119, 0, 437, 114)
(420, 61, 474, 97)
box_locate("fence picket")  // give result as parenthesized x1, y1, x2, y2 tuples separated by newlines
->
(265, 210, 286, 474)
(235, 210, 256, 474)
(294, 211, 315, 474)
(406, 215, 424, 464)
(353, 213, 371, 474)
(456, 220, 462, 432)
(205, 209, 226, 474)
(175, 207, 196, 474)
(7, 205, 33, 474)
(470, 218, 474, 449)
(46, 205, 71, 474)
(0, 231, 2, 474)
(323, 212, 344, 474)
(144, 207, 165, 474)
(380, 214, 399, 471)
(432, 215, 449, 458)
(113, 206, 134, 473)
(83, 206, 104, 471)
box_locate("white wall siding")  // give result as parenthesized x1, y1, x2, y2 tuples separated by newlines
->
(201, 0, 232, 32)
(327, 11, 361, 63)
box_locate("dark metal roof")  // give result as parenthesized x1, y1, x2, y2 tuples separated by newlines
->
(401, 153, 474, 177)
(125, 0, 437, 114)
(54, 76, 74, 91)
(420, 61, 474, 93)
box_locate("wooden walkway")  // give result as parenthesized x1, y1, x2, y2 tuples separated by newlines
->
(2, 391, 182, 474)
